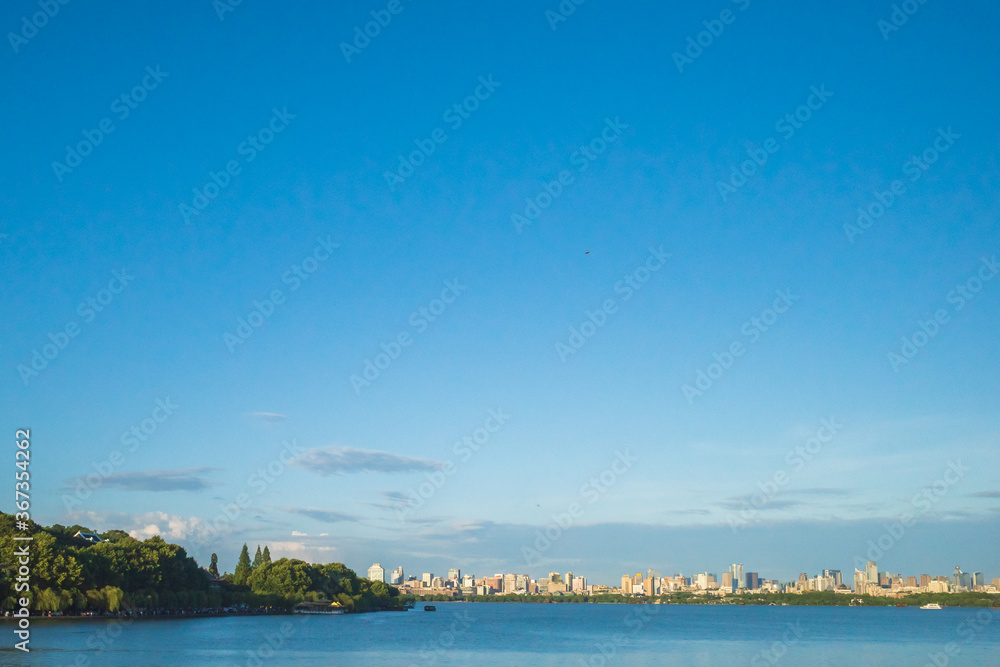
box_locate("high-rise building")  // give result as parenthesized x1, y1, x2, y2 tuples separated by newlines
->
(503, 573, 517, 593)
(746, 572, 760, 590)
(953, 566, 965, 588)
(516, 574, 530, 591)
(632, 573, 643, 586)
(390, 566, 404, 585)
(565, 572, 574, 590)
(919, 574, 931, 588)
(853, 569, 867, 593)
(972, 572, 984, 587)
(866, 561, 878, 584)
(730, 564, 745, 589)
(572, 576, 586, 591)
(822, 570, 842, 587)
(621, 575, 633, 595)
(448, 568, 461, 581)
(422, 572, 433, 586)
(367, 563, 385, 583)
(721, 572, 734, 591)
(431, 576, 444, 588)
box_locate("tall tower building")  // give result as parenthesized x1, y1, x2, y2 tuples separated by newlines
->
(866, 561, 878, 584)
(367, 563, 385, 583)
(390, 566, 404, 585)
(621, 575, 633, 595)
(448, 568, 461, 581)
(730, 564, 745, 590)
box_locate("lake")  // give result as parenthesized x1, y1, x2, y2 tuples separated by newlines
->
(3, 602, 999, 666)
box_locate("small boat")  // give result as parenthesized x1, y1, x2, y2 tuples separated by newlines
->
(920, 603, 942, 610)
(423, 605, 437, 611)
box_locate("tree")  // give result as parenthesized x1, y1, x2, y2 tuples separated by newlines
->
(262, 546, 271, 565)
(253, 545, 263, 569)
(234, 544, 252, 586)
(209, 553, 219, 577)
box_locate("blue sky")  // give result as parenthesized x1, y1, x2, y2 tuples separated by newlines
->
(3, 0, 999, 585)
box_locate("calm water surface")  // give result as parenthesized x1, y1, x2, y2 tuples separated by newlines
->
(3, 603, 999, 666)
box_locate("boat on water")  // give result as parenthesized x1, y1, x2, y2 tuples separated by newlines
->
(294, 601, 346, 615)
(424, 605, 437, 611)
(920, 603, 943, 610)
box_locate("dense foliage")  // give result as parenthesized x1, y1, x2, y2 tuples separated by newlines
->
(0, 513, 400, 613)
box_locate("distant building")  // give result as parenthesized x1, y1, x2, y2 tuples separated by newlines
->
(390, 566, 404, 585)
(822, 570, 841, 587)
(431, 576, 444, 588)
(731, 564, 745, 590)
(422, 573, 433, 586)
(448, 568, 461, 581)
(74, 531, 104, 544)
(565, 572, 574, 590)
(972, 572, 984, 587)
(367, 563, 385, 583)
(721, 572, 734, 591)
(621, 575, 633, 595)
(919, 574, 931, 588)
(866, 561, 878, 584)
(746, 572, 760, 590)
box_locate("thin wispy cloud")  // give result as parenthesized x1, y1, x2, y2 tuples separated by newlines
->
(66, 467, 219, 492)
(290, 446, 446, 475)
(251, 411, 288, 423)
(970, 490, 1000, 498)
(281, 507, 359, 523)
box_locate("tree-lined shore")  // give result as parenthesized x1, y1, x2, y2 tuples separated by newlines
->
(0, 513, 402, 615)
